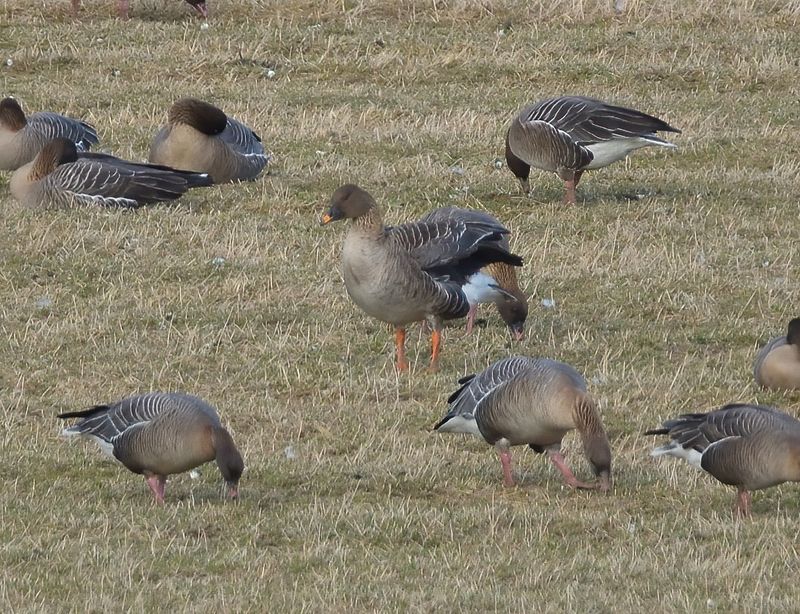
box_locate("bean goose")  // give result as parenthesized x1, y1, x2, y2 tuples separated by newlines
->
(505, 96, 681, 204)
(753, 318, 800, 391)
(71, 0, 208, 19)
(434, 356, 612, 491)
(647, 403, 800, 516)
(418, 206, 528, 340)
(59, 392, 243, 503)
(321, 184, 523, 371)
(0, 97, 98, 171)
(149, 98, 269, 183)
(11, 138, 212, 209)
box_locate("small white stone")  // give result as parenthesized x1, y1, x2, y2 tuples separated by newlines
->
(541, 298, 556, 308)
(189, 469, 201, 479)
(200, 22, 209, 30)
(211, 256, 226, 267)
(5, 58, 12, 67)
(762, 260, 770, 267)
(706, 598, 715, 609)
(284, 446, 297, 460)
(266, 69, 276, 79)
(627, 522, 636, 534)
(35, 296, 53, 310)
(315, 150, 326, 156)
(96, 37, 104, 43)
(493, 158, 503, 169)
(449, 165, 465, 176)
(111, 68, 120, 77)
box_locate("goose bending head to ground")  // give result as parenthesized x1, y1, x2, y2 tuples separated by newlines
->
(416, 206, 528, 340)
(59, 392, 243, 503)
(149, 98, 269, 183)
(10, 138, 212, 209)
(434, 356, 612, 491)
(321, 185, 524, 371)
(753, 318, 800, 391)
(70, 0, 208, 19)
(0, 97, 98, 171)
(646, 403, 800, 517)
(505, 96, 680, 204)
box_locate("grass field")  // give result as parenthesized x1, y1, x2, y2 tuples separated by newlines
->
(2, 0, 800, 610)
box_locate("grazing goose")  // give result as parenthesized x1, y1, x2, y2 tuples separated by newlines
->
(10, 138, 212, 209)
(753, 318, 800, 391)
(321, 184, 523, 371)
(434, 356, 612, 491)
(418, 206, 528, 340)
(647, 403, 800, 516)
(0, 97, 98, 171)
(149, 98, 269, 183)
(71, 0, 208, 19)
(59, 392, 243, 503)
(505, 96, 681, 204)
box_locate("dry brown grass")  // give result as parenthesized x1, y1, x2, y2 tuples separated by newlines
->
(1, 0, 800, 610)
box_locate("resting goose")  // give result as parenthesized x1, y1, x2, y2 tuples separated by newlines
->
(418, 206, 528, 340)
(321, 184, 523, 371)
(647, 403, 800, 516)
(434, 356, 612, 491)
(149, 98, 269, 183)
(753, 318, 800, 391)
(0, 97, 98, 171)
(505, 96, 681, 204)
(59, 392, 243, 503)
(71, 0, 208, 19)
(10, 138, 212, 209)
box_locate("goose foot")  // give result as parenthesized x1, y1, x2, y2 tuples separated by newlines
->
(547, 451, 595, 490)
(146, 474, 167, 504)
(734, 488, 751, 517)
(394, 327, 408, 371)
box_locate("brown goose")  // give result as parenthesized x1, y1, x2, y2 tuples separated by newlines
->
(10, 138, 212, 209)
(753, 318, 800, 391)
(0, 97, 98, 171)
(321, 184, 523, 371)
(59, 392, 243, 503)
(647, 403, 800, 516)
(71, 0, 208, 19)
(149, 98, 269, 183)
(434, 356, 612, 491)
(418, 206, 528, 340)
(505, 96, 680, 204)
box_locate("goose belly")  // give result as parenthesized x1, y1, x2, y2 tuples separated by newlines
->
(759, 346, 800, 390)
(584, 137, 654, 169)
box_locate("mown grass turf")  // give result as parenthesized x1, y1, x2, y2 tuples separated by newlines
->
(1, 0, 800, 610)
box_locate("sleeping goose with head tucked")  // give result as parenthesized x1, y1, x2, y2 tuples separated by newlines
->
(505, 96, 680, 204)
(149, 98, 269, 183)
(647, 403, 800, 517)
(10, 138, 212, 209)
(753, 318, 800, 391)
(0, 97, 98, 171)
(321, 184, 523, 371)
(434, 356, 612, 491)
(59, 392, 243, 503)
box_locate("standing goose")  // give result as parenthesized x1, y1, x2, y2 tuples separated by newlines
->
(434, 356, 612, 491)
(149, 98, 269, 183)
(321, 184, 523, 371)
(647, 403, 800, 516)
(58, 392, 243, 503)
(0, 97, 98, 171)
(505, 96, 680, 204)
(417, 206, 528, 340)
(71, 0, 208, 19)
(11, 138, 212, 209)
(753, 318, 800, 391)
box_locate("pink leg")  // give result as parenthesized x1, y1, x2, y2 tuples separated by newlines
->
(547, 450, 597, 490)
(735, 489, 751, 517)
(465, 305, 478, 334)
(117, 0, 129, 19)
(562, 170, 583, 205)
(146, 475, 167, 504)
(497, 447, 515, 487)
(71, 0, 80, 15)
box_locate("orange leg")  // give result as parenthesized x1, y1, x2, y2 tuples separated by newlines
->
(394, 327, 409, 371)
(429, 328, 442, 372)
(547, 450, 597, 490)
(735, 488, 751, 517)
